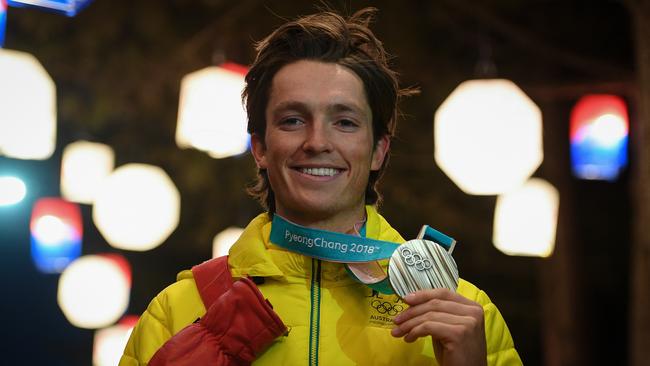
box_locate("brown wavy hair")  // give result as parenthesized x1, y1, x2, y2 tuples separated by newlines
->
(243, 7, 414, 214)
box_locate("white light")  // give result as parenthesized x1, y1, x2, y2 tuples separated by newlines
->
(32, 215, 72, 246)
(0, 176, 27, 205)
(589, 114, 627, 147)
(58, 255, 131, 329)
(493, 178, 559, 257)
(212, 227, 244, 258)
(0, 48, 56, 160)
(434, 79, 543, 195)
(93, 318, 137, 366)
(93, 164, 180, 251)
(61, 141, 115, 204)
(176, 65, 249, 159)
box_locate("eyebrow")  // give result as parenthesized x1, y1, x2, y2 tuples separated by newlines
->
(271, 101, 367, 116)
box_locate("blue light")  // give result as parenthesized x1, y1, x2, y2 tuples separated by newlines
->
(6, 0, 93, 17)
(30, 198, 82, 273)
(0, 0, 6, 47)
(570, 95, 629, 181)
(0, 175, 27, 206)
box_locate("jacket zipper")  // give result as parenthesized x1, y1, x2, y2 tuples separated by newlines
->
(308, 258, 322, 366)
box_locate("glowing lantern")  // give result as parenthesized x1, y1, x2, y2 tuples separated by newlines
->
(93, 163, 180, 251)
(30, 198, 82, 273)
(93, 316, 138, 366)
(434, 79, 543, 195)
(570, 94, 628, 181)
(57, 254, 131, 329)
(493, 178, 559, 257)
(61, 141, 115, 204)
(176, 62, 250, 159)
(0, 48, 56, 160)
(0, 175, 26, 206)
(212, 226, 244, 258)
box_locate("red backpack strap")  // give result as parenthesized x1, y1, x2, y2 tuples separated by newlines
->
(191, 256, 233, 308)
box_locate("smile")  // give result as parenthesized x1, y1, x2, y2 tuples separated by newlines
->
(299, 167, 342, 177)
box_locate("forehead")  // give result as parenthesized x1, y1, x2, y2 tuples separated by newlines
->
(266, 60, 371, 117)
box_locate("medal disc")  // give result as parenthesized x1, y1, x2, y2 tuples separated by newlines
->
(388, 239, 459, 298)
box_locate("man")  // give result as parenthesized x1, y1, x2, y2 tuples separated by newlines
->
(120, 8, 522, 366)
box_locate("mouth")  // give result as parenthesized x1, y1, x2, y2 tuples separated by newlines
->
(295, 167, 344, 177)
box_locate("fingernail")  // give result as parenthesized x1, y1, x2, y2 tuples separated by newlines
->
(391, 327, 402, 337)
(404, 293, 415, 302)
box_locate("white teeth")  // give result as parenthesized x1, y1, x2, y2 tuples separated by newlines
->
(300, 167, 339, 176)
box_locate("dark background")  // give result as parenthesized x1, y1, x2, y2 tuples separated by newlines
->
(0, 0, 636, 364)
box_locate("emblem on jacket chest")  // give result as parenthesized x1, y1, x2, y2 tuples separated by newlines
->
(365, 289, 405, 327)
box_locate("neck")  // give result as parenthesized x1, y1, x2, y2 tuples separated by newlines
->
(274, 206, 367, 234)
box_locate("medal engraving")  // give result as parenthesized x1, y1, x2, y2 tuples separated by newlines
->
(389, 239, 459, 298)
(399, 247, 432, 270)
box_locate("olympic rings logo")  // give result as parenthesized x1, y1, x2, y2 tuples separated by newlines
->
(399, 247, 432, 271)
(371, 300, 403, 316)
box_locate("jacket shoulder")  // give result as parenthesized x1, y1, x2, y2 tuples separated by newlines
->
(119, 272, 206, 365)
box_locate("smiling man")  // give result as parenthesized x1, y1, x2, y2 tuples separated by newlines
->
(120, 8, 522, 366)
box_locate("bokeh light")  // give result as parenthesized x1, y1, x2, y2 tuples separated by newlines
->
(434, 79, 543, 195)
(57, 254, 131, 329)
(61, 140, 115, 204)
(176, 62, 250, 159)
(0, 48, 56, 160)
(92, 163, 180, 251)
(570, 94, 628, 181)
(0, 175, 27, 206)
(93, 316, 138, 366)
(30, 198, 82, 273)
(493, 178, 559, 257)
(212, 226, 244, 258)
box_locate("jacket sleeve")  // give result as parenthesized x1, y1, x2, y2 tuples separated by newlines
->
(476, 290, 523, 366)
(145, 278, 287, 366)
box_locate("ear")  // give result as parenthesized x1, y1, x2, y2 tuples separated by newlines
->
(250, 133, 268, 169)
(370, 135, 390, 171)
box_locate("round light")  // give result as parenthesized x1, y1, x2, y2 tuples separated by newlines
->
(93, 316, 139, 366)
(493, 178, 559, 257)
(0, 48, 56, 160)
(32, 215, 72, 246)
(589, 114, 627, 148)
(93, 164, 180, 251)
(61, 141, 115, 204)
(176, 63, 249, 159)
(57, 255, 131, 329)
(434, 79, 543, 195)
(0, 176, 27, 206)
(212, 227, 244, 258)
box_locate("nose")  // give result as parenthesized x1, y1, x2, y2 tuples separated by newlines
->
(302, 121, 333, 153)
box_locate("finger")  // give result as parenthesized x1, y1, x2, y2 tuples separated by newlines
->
(404, 321, 462, 343)
(404, 288, 476, 307)
(392, 311, 472, 337)
(394, 298, 482, 324)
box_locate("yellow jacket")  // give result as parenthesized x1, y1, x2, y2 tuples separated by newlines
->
(121, 206, 522, 365)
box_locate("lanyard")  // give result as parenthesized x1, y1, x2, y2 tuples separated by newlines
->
(269, 214, 455, 295)
(269, 214, 400, 262)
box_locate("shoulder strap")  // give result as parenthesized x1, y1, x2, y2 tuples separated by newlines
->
(191, 256, 233, 308)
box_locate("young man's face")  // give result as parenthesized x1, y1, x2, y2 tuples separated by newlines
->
(251, 60, 389, 227)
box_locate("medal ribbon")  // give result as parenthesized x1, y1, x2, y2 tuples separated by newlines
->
(269, 214, 456, 295)
(269, 214, 400, 262)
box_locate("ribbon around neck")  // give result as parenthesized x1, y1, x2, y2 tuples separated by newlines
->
(269, 214, 400, 263)
(269, 214, 456, 295)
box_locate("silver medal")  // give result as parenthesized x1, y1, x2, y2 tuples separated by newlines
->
(388, 239, 459, 298)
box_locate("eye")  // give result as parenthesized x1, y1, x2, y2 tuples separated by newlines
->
(278, 117, 304, 129)
(336, 118, 359, 131)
